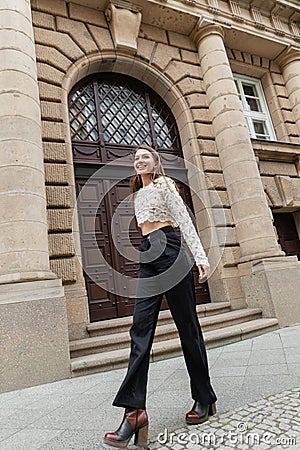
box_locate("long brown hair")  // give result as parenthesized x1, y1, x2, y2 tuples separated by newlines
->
(130, 145, 166, 194)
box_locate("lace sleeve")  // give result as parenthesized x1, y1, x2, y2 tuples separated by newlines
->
(159, 177, 210, 267)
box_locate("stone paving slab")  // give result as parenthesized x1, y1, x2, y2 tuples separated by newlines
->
(150, 388, 300, 450)
(0, 325, 299, 449)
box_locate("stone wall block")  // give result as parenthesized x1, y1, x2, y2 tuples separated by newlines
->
(185, 93, 208, 109)
(49, 233, 75, 257)
(151, 43, 180, 71)
(205, 172, 225, 189)
(217, 227, 237, 246)
(195, 122, 213, 139)
(261, 177, 284, 207)
(36, 45, 71, 72)
(212, 207, 234, 227)
(199, 140, 218, 155)
(32, 11, 55, 30)
(209, 189, 230, 208)
(139, 23, 168, 44)
(34, 28, 84, 62)
(286, 123, 299, 136)
(88, 25, 114, 52)
(43, 142, 67, 163)
(50, 257, 76, 283)
(37, 63, 64, 85)
(137, 38, 155, 62)
(181, 49, 198, 65)
(166, 61, 202, 83)
(46, 186, 71, 208)
(42, 121, 65, 142)
(274, 84, 289, 97)
(259, 161, 297, 177)
(38, 81, 62, 102)
(31, 0, 68, 17)
(278, 97, 292, 110)
(56, 17, 98, 55)
(202, 156, 222, 172)
(44, 163, 69, 185)
(41, 101, 63, 122)
(168, 31, 196, 51)
(176, 78, 204, 96)
(69, 3, 107, 27)
(271, 72, 285, 85)
(191, 108, 210, 123)
(47, 209, 73, 232)
(221, 247, 240, 267)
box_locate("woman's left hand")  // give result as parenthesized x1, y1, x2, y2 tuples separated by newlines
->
(197, 264, 210, 282)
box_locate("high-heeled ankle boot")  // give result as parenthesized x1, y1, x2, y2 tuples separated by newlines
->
(186, 401, 216, 425)
(103, 408, 149, 448)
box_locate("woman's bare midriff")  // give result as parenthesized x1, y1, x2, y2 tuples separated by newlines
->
(141, 220, 173, 236)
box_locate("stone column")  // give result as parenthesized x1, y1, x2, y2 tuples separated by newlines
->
(276, 47, 300, 137)
(0, 0, 70, 392)
(0, 0, 54, 283)
(193, 22, 283, 263)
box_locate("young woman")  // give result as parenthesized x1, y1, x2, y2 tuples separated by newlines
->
(103, 145, 217, 448)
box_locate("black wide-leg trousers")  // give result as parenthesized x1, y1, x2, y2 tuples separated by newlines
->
(113, 226, 217, 409)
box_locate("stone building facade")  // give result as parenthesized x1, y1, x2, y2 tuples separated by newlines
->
(1, 0, 300, 392)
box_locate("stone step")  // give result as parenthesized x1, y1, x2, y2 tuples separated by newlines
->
(71, 317, 279, 377)
(70, 307, 263, 358)
(86, 302, 231, 337)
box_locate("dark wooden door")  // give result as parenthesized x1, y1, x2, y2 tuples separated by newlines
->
(273, 213, 300, 260)
(70, 72, 211, 321)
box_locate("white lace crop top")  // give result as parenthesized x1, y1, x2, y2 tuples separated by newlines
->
(134, 176, 209, 267)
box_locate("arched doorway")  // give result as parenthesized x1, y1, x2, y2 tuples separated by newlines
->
(69, 73, 210, 322)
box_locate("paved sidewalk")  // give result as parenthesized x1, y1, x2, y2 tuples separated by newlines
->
(0, 325, 299, 450)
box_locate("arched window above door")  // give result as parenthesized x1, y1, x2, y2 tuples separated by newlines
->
(69, 73, 181, 163)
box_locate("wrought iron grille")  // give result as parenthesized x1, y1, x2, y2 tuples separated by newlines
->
(69, 74, 180, 152)
(69, 85, 99, 142)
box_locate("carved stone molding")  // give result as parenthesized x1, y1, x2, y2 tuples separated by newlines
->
(275, 45, 300, 68)
(207, 0, 219, 14)
(251, 7, 266, 30)
(105, 0, 142, 54)
(191, 15, 225, 46)
(229, 0, 244, 22)
(272, 14, 285, 36)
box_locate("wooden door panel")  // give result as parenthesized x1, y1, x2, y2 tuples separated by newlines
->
(76, 178, 119, 319)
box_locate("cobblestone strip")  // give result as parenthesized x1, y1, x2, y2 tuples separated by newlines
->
(150, 387, 300, 450)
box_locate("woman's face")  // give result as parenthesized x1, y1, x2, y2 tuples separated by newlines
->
(134, 149, 156, 175)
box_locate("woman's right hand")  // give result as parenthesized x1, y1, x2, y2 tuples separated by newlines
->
(197, 264, 210, 282)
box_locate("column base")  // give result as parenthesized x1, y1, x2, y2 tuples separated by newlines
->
(239, 249, 285, 263)
(0, 278, 70, 393)
(0, 270, 57, 285)
(239, 256, 300, 327)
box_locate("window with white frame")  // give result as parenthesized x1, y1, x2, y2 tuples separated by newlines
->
(233, 74, 276, 141)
